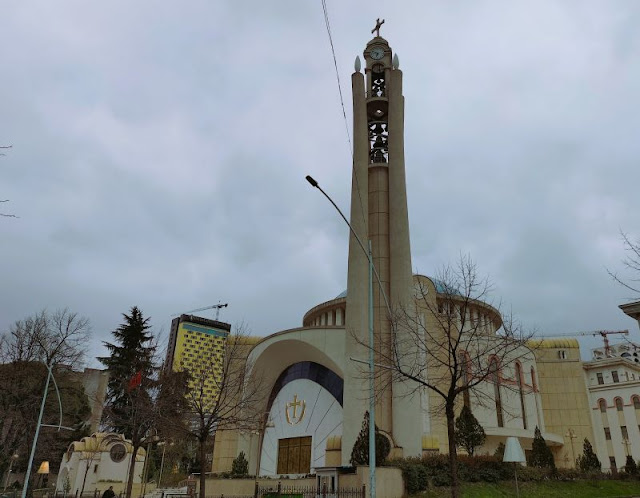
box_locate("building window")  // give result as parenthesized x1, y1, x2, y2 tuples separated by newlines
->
(597, 373, 604, 385)
(604, 427, 611, 440)
(516, 362, 527, 429)
(459, 352, 470, 409)
(621, 426, 628, 440)
(558, 350, 567, 360)
(616, 398, 624, 412)
(610, 456, 617, 471)
(531, 367, 537, 391)
(490, 358, 504, 427)
(633, 396, 640, 409)
(599, 399, 607, 412)
(612, 371, 619, 383)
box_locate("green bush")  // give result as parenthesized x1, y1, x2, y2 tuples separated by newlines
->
(231, 451, 249, 477)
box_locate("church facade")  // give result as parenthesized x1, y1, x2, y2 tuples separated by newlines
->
(211, 32, 597, 475)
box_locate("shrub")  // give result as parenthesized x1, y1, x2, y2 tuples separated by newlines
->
(576, 438, 601, 472)
(350, 411, 391, 466)
(454, 406, 486, 456)
(624, 455, 638, 475)
(231, 451, 249, 477)
(529, 426, 555, 469)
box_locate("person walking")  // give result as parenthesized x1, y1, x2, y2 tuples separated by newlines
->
(101, 486, 115, 498)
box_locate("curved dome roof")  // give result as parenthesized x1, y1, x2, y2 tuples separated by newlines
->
(335, 276, 455, 300)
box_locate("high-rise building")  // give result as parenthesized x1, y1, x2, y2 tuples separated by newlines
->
(165, 314, 231, 403)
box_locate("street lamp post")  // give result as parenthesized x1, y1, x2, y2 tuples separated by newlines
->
(157, 441, 174, 489)
(306, 175, 392, 498)
(140, 435, 160, 498)
(22, 363, 73, 498)
(3, 453, 19, 491)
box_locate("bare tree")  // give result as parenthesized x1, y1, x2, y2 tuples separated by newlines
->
(158, 326, 264, 498)
(608, 230, 640, 294)
(0, 309, 91, 482)
(364, 255, 535, 498)
(0, 308, 90, 366)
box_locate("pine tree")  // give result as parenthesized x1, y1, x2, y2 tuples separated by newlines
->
(350, 411, 391, 466)
(576, 438, 601, 472)
(99, 306, 157, 498)
(231, 451, 249, 477)
(529, 426, 555, 469)
(624, 455, 638, 475)
(454, 405, 486, 456)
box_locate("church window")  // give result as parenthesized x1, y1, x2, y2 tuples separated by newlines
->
(621, 426, 628, 440)
(615, 398, 623, 411)
(609, 456, 617, 471)
(531, 367, 537, 391)
(490, 358, 503, 427)
(597, 373, 604, 385)
(458, 351, 470, 408)
(633, 396, 640, 409)
(516, 362, 527, 429)
(604, 427, 611, 440)
(558, 350, 567, 360)
(599, 399, 607, 412)
(612, 371, 619, 383)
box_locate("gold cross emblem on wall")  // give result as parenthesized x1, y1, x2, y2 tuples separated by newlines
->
(285, 394, 306, 425)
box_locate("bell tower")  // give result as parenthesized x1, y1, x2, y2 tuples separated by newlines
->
(342, 25, 423, 464)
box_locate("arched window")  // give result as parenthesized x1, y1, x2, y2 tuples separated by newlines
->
(633, 395, 640, 410)
(490, 357, 503, 427)
(459, 351, 471, 408)
(530, 367, 537, 392)
(599, 399, 607, 413)
(615, 398, 624, 412)
(516, 362, 527, 429)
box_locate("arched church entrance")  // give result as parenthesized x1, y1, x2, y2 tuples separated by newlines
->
(259, 361, 343, 475)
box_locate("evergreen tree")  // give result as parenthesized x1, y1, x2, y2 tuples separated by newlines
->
(454, 405, 486, 456)
(99, 306, 157, 498)
(576, 438, 601, 472)
(350, 411, 391, 466)
(494, 442, 505, 460)
(529, 426, 555, 469)
(231, 451, 249, 477)
(624, 455, 638, 475)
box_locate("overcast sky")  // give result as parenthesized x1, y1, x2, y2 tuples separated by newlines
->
(2, 1, 640, 366)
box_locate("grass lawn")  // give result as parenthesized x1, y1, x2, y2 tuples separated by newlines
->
(409, 479, 640, 497)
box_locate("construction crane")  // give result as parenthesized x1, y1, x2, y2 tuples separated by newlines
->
(172, 302, 229, 320)
(539, 329, 629, 357)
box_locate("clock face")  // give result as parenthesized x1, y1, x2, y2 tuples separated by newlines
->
(370, 47, 385, 60)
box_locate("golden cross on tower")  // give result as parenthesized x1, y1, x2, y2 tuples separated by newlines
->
(371, 18, 385, 37)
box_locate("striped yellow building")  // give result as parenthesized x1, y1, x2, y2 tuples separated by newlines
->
(166, 314, 230, 404)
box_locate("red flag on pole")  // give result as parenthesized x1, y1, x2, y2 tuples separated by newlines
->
(128, 371, 142, 391)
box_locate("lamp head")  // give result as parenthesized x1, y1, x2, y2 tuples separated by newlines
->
(305, 175, 318, 188)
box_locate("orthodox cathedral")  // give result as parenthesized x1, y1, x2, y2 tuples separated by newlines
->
(209, 31, 609, 476)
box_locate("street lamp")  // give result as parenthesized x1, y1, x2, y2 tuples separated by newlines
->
(157, 441, 174, 489)
(306, 175, 392, 498)
(140, 434, 160, 498)
(22, 363, 74, 498)
(3, 453, 19, 491)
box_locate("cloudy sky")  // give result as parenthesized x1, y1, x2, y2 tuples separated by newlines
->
(2, 1, 640, 366)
